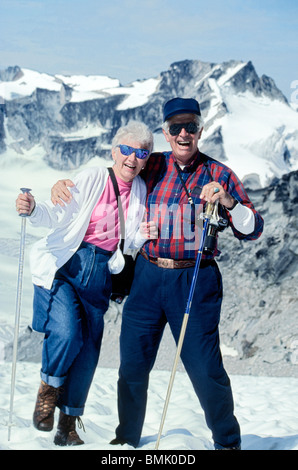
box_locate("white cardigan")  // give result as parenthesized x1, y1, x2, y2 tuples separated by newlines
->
(29, 167, 147, 289)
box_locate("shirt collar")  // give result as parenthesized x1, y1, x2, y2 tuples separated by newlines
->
(170, 149, 200, 172)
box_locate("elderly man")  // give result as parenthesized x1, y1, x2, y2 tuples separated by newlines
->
(51, 98, 264, 450)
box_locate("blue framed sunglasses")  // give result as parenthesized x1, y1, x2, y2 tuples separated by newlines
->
(117, 144, 150, 160)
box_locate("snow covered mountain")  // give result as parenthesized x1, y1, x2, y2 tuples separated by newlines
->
(0, 60, 298, 380)
(1, 60, 298, 187)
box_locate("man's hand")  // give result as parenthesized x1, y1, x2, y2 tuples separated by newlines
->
(51, 179, 75, 206)
(200, 182, 235, 209)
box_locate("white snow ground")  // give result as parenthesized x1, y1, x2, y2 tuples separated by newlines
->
(0, 363, 298, 451)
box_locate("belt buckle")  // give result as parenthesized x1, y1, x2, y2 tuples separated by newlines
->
(157, 257, 175, 269)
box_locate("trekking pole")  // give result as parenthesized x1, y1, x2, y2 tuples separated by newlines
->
(155, 201, 215, 450)
(8, 188, 31, 441)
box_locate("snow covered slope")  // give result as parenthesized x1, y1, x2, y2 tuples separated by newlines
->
(1, 363, 298, 450)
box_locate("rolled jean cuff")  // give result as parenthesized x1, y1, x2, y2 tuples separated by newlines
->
(40, 370, 66, 389)
(59, 404, 84, 417)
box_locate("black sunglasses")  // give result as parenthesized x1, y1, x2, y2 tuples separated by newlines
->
(169, 122, 199, 136)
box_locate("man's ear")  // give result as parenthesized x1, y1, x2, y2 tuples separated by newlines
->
(162, 128, 170, 143)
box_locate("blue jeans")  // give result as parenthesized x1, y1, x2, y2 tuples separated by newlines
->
(115, 254, 241, 449)
(32, 241, 112, 416)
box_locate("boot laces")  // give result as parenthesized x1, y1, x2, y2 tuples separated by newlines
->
(77, 417, 86, 433)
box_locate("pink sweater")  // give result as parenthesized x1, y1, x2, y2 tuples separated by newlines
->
(83, 175, 132, 251)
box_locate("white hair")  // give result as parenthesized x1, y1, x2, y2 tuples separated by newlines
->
(112, 120, 154, 153)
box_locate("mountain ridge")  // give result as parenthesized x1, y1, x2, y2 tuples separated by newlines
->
(1, 59, 298, 187)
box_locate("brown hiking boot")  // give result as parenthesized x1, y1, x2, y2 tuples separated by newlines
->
(33, 380, 61, 432)
(54, 410, 85, 446)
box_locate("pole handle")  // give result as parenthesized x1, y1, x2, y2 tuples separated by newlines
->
(19, 188, 32, 218)
(205, 201, 214, 217)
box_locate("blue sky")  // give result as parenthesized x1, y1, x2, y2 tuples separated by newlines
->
(1, 0, 297, 100)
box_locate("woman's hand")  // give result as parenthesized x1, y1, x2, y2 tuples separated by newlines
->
(140, 221, 158, 239)
(16, 192, 35, 216)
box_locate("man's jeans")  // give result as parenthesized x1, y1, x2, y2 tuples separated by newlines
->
(115, 254, 241, 449)
(32, 241, 112, 416)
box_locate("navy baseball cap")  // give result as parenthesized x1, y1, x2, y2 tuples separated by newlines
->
(163, 98, 201, 122)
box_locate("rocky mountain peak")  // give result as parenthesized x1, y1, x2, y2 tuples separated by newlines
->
(0, 60, 297, 186)
(0, 65, 23, 82)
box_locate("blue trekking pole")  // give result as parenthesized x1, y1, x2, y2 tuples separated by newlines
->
(155, 201, 216, 449)
(8, 188, 31, 441)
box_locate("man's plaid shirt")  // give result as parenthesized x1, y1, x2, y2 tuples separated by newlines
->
(141, 150, 264, 260)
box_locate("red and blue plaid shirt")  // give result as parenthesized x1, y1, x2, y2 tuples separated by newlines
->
(141, 150, 264, 260)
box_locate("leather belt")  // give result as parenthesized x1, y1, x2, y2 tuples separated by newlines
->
(140, 250, 214, 269)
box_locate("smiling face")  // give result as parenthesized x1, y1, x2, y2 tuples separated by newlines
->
(162, 113, 203, 165)
(111, 139, 150, 182)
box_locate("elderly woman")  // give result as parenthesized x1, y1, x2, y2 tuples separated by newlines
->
(16, 120, 156, 446)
